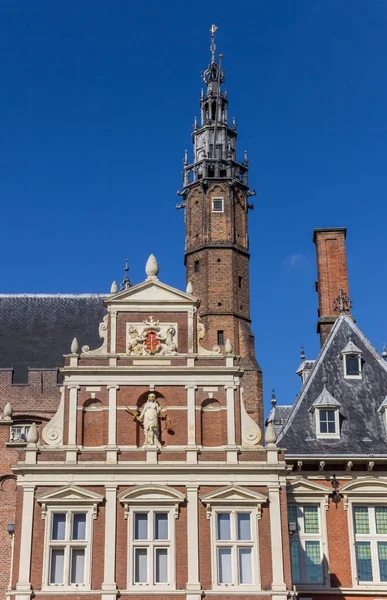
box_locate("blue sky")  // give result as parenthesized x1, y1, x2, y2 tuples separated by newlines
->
(1, 1, 386, 415)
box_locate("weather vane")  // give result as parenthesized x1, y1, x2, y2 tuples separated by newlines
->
(210, 24, 218, 63)
(333, 287, 352, 314)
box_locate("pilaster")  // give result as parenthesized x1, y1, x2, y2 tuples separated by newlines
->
(15, 485, 35, 599)
(186, 484, 201, 600)
(268, 483, 286, 593)
(102, 485, 118, 600)
(106, 385, 119, 463)
(110, 310, 117, 353)
(225, 384, 238, 463)
(66, 385, 80, 463)
(185, 384, 198, 464)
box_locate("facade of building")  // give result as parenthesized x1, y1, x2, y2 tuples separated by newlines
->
(1, 31, 387, 600)
(0, 34, 291, 600)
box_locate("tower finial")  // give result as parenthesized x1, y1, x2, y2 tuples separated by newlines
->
(120, 259, 132, 291)
(210, 24, 218, 64)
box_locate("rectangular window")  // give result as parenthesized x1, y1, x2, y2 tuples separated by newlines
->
(353, 505, 387, 584)
(217, 330, 224, 346)
(319, 410, 336, 434)
(10, 424, 31, 442)
(215, 511, 255, 587)
(46, 510, 89, 588)
(194, 260, 200, 273)
(288, 504, 323, 584)
(212, 197, 224, 212)
(238, 276, 242, 288)
(131, 510, 171, 587)
(346, 354, 360, 376)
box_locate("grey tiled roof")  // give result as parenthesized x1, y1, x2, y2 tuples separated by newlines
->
(277, 315, 387, 456)
(0, 295, 106, 382)
(266, 405, 293, 437)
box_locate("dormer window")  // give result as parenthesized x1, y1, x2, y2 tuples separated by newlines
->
(345, 354, 361, 377)
(309, 381, 341, 440)
(318, 409, 338, 436)
(341, 336, 363, 380)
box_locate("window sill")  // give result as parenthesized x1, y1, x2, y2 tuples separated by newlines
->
(41, 585, 91, 592)
(316, 434, 341, 440)
(5, 441, 27, 447)
(125, 584, 176, 592)
(212, 584, 261, 592)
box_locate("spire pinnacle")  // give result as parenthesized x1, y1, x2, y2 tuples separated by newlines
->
(120, 259, 132, 291)
(210, 24, 218, 64)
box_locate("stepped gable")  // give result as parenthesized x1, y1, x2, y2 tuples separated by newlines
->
(277, 314, 387, 455)
(0, 294, 106, 382)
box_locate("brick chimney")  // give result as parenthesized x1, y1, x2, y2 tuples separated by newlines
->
(313, 228, 349, 346)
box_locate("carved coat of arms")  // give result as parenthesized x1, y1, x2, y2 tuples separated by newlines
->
(127, 316, 178, 356)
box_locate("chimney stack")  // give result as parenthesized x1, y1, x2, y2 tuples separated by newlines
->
(313, 228, 349, 346)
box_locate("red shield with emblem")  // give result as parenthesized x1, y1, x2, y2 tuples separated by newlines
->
(145, 330, 160, 354)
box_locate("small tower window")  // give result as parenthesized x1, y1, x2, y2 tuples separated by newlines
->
(212, 197, 224, 213)
(217, 331, 224, 345)
(340, 336, 363, 379)
(194, 260, 200, 272)
(346, 355, 361, 377)
(238, 276, 242, 288)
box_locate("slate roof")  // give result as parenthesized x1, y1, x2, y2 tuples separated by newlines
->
(277, 314, 387, 456)
(0, 295, 106, 382)
(266, 405, 293, 437)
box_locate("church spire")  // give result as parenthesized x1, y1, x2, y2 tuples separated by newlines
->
(182, 26, 251, 190)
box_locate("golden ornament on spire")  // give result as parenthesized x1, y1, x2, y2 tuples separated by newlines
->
(210, 24, 218, 63)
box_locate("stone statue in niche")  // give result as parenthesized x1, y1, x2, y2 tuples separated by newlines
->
(139, 393, 161, 448)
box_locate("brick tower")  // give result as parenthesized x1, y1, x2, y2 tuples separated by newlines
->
(179, 27, 263, 427)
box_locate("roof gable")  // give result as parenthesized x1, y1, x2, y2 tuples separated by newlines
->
(278, 315, 387, 456)
(106, 278, 197, 306)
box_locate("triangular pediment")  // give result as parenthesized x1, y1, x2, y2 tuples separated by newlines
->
(106, 278, 197, 306)
(287, 478, 330, 497)
(200, 485, 268, 505)
(36, 485, 104, 504)
(118, 484, 185, 504)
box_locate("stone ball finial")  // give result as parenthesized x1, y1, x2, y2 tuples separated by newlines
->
(110, 280, 118, 294)
(71, 337, 79, 354)
(225, 338, 233, 354)
(145, 254, 159, 278)
(27, 422, 38, 445)
(3, 402, 13, 420)
(186, 281, 193, 295)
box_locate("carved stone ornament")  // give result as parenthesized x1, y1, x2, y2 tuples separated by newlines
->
(240, 388, 262, 446)
(42, 387, 64, 446)
(186, 281, 193, 294)
(265, 420, 277, 447)
(3, 402, 13, 420)
(27, 422, 39, 445)
(197, 315, 221, 355)
(139, 393, 161, 448)
(127, 316, 178, 356)
(145, 254, 159, 279)
(110, 280, 118, 294)
(82, 315, 108, 355)
(71, 337, 78, 354)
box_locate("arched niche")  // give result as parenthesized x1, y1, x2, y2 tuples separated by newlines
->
(200, 398, 226, 447)
(82, 398, 106, 447)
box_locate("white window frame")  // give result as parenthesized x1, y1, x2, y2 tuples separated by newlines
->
(210, 506, 260, 591)
(127, 505, 176, 591)
(10, 424, 31, 442)
(315, 408, 340, 440)
(288, 503, 325, 586)
(343, 353, 362, 379)
(212, 197, 224, 213)
(41, 505, 94, 591)
(347, 499, 387, 588)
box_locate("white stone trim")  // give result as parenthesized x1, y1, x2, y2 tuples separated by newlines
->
(267, 484, 286, 591)
(67, 385, 80, 446)
(107, 386, 119, 447)
(186, 485, 201, 593)
(224, 385, 236, 446)
(16, 485, 35, 592)
(186, 385, 197, 446)
(109, 311, 117, 354)
(102, 486, 117, 592)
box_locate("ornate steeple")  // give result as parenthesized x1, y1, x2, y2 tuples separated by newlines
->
(182, 26, 252, 191)
(178, 27, 263, 431)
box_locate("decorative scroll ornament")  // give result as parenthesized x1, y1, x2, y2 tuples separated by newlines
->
(42, 387, 64, 446)
(139, 393, 161, 448)
(240, 388, 262, 446)
(81, 315, 108, 355)
(127, 316, 178, 356)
